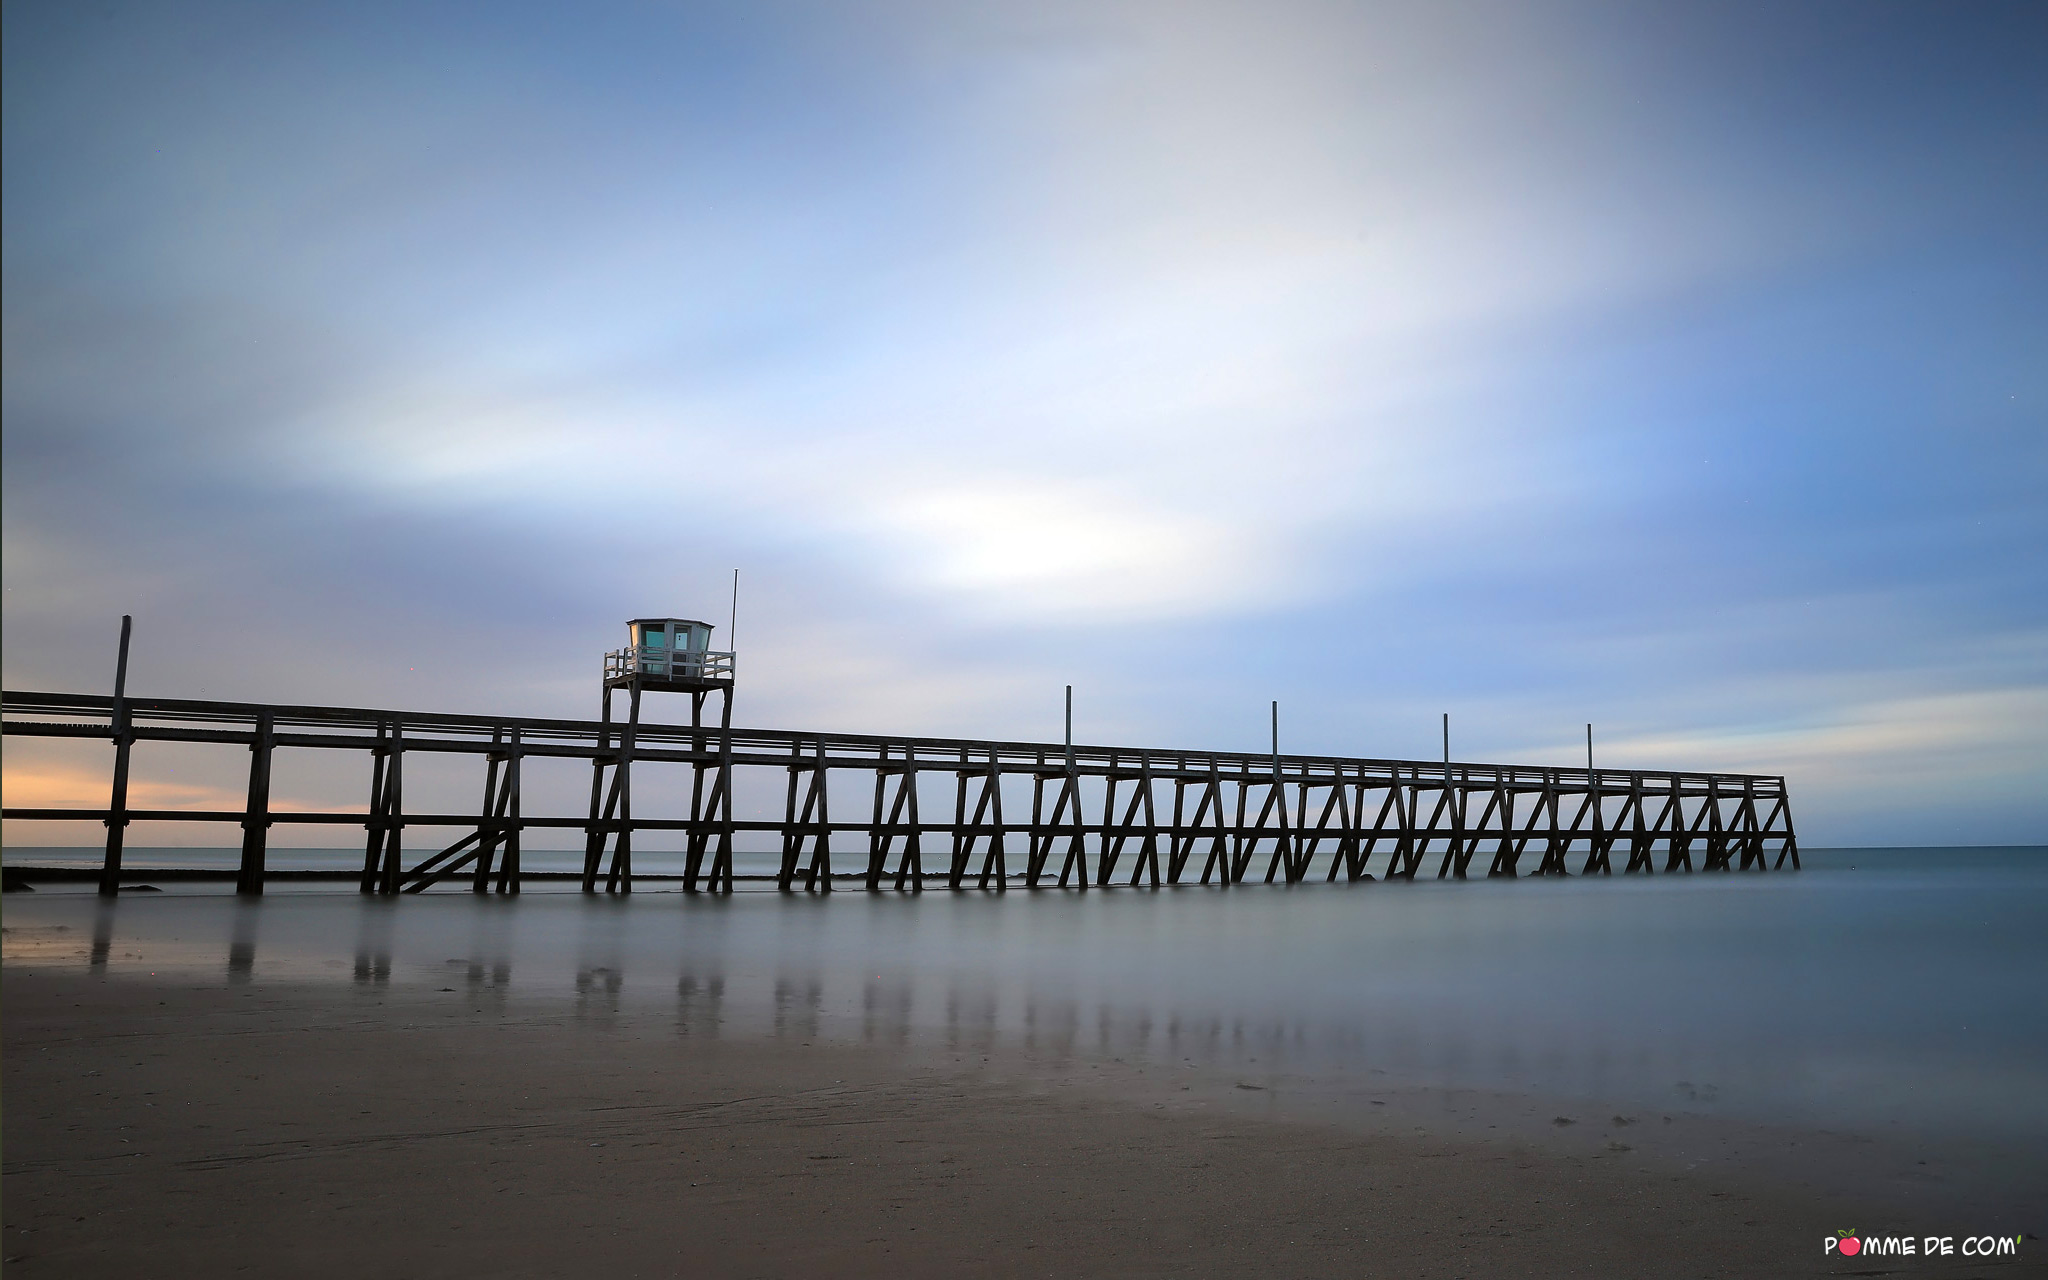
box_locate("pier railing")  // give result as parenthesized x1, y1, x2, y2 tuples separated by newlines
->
(1, 689, 1796, 896)
(604, 646, 734, 683)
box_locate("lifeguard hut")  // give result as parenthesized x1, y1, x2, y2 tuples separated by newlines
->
(605, 618, 734, 691)
(586, 617, 738, 895)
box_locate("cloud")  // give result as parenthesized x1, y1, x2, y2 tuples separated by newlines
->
(1622, 686, 2047, 780)
(1569, 687, 2048, 845)
(62, 0, 1811, 634)
(4, 0, 2042, 842)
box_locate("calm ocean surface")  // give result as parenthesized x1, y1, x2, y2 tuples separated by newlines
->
(6, 846, 2045, 1182)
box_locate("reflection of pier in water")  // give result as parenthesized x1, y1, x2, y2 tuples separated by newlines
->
(227, 904, 258, 982)
(4, 689, 1799, 896)
(91, 903, 115, 969)
(68, 899, 1802, 1113)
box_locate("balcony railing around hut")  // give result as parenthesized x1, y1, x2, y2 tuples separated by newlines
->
(605, 646, 734, 683)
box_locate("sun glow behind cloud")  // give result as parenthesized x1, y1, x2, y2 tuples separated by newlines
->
(246, 3, 1802, 627)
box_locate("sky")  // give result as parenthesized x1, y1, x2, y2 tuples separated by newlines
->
(3, 0, 2044, 847)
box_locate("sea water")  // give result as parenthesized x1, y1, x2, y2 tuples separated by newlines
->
(5, 846, 2045, 1205)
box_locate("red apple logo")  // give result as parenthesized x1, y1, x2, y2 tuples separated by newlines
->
(1837, 1230, 1862, 1257)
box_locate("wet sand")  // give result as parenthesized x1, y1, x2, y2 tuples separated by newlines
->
(5, 965, 2031, 1279)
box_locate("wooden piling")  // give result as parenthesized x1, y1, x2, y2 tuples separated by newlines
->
(236, 711, 274, 895)
(97, 616, 134, 898)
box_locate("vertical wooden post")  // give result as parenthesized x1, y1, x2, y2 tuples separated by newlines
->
(606, 682, 641, 894)
(1537, 770, 1565, 876)
(98, 616, 134, 898)
(781, 740, 807, 892)
(495, 729, 524, 894)
(1457, 769, 1482, 877)
(1441, 767, 1465, 878)
(1407, 767, 1429, 878)
(583, 685, 612, 893)
(980, 748, 1006, 890)
(948, 746, 971, 889)
(1775, 781, 1800, 870)
(1736, 777, 1762, 870)
(236, 711, 274, 896)
(1024, 769, 1041, 885)
(1254, 775, 1287, 884)
(716, 687, 737, 893)
(684, 691, 708, 892)
(359, 722, 388, 893)
(1705, 776, 1728, 871)
(1338, 770, 1356, 880)
(1096, 753, 1120, 886)
(1196, 761, 1229, 885)
(378, 721, 405, 895)
(1426, 778, 1450, 880)
(1229, 766, 1251, 884)
(1626, 773, 1650, 873)
(472, 728, 504, 894)
(1167, 774, 1189, 882)
(1327, 767, 1357, 882)
(1058, 763, 1087, 889)
(867, 744, 891, 891)
(892, 746, 923, 891)
(1384, 766, 1409, 879)
(1488, 781, 1516, 877)
(1062, 690, 1085, 891)
(804, 735, 833, 891)
(1138, 754, 1160, 887)
(1584, 768, 1610, 875)
(1665, 775, 1691, 871)
(1292, 770, 1314, 883)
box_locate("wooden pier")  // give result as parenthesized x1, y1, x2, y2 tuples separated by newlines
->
(0, 688, 1797, 896)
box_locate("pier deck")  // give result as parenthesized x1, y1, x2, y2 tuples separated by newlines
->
(1, 690, 1796, 896)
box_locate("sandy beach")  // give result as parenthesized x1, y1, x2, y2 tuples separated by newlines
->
(5, 961, 2029, 1280)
